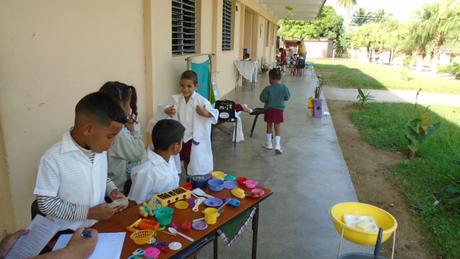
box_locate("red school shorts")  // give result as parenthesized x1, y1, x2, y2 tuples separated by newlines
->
(264, 108, 284, 123)
(180, 140, 192, 168)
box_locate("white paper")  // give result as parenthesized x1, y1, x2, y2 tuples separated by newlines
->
(344, 214, 379, 233)
(5, 215, 61, 259)
(52, 232, 126, 259)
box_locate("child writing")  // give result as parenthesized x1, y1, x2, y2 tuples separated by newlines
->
(128, 119, 185, 204)
(163, 70, 218, 176)
(33, 92, 129, 231)
(260, 68, 291, 154)
(99, 82, 145, 194)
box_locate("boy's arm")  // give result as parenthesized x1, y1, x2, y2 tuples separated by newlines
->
(37, 195, 89, 221)
(109, 128, 145, 161)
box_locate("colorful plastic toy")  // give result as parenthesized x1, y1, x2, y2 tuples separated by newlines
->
(203, 208, 218, 225)
(231, 188, 245, 199)
(174, 200, 189, 210)
(224, 175, 236, 182)
(127, 218, 160, 232)
(211, 171, 225, 180)
(236, 177, 247, 186)
(244, 179, 258, 189)
(250, 188, 265, 198)
(144, 247, 161, 258)
(155, 187, 192, 207)
(224, 198, 240, 207)
(181, 221, 192, 232)
(154, 207, 174, 226)
(207, 179, 224, 192)
(130, 229, 156, 245)
(190, 174, 211, 189)
(139, 198, 162, 217)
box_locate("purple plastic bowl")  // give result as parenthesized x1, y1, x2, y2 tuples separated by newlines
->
(207, 179, 224, 192)
(190, 173, 211, 189)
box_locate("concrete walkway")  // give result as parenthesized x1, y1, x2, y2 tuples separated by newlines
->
(198, 71, 367, 258)
(324, 87, 460, 106)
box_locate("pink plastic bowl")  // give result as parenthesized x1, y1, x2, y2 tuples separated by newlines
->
(244, 179, 258, 189)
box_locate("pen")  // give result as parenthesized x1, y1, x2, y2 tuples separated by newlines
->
(81, 229, 92, 238)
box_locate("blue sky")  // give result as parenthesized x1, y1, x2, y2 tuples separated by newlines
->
(327, 0, 439, 23)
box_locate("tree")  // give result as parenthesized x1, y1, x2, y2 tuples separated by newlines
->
(278, 6, 344, 41)
(351, 7, 372, 26)
(412, 0, 460, 59)
(337, 0, 357, 8)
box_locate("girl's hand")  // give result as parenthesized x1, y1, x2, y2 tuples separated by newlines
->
(196, 105, 212, 117)
(164, 106, 177, 117)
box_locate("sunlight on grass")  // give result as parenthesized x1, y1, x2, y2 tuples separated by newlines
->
(350, 103, 460, 258)
(312, 59, 460, 94)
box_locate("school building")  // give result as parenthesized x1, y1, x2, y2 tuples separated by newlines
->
(0, 0, 325, 234)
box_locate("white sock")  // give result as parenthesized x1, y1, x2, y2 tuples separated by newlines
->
(265, 133, 272, 147)
(275, 136, 281, 149)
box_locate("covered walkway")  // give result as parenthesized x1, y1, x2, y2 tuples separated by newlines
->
(203, 71, 366, 258)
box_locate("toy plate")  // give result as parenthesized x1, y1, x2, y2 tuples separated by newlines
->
(203, 197, 223, 207)
(192, 220, 208, 231)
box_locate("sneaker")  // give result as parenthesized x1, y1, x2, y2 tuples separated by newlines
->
(263, 144, 273, 150)
(275, 148, 283, 154)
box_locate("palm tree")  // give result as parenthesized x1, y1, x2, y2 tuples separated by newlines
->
(413, 0, 460, 60)
(337, 0, 357, 8)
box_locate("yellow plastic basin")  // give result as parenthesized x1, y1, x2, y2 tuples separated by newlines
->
(330, 202, 398, 246)
(212, 171, 225, 180)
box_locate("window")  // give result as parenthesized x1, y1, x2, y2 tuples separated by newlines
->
(172, 0, 197, 55)
(222, 0, 233, 51)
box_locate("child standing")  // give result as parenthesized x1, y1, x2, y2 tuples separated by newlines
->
(260, 68, 291, 154)
(128, 119, 185, 204)
(34, 92, 129, 231)
(99, 82, 146, 194)
(163, 70, 218, 176)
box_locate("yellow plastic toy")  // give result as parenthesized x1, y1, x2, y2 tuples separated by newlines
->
(231, 188, 245, 199)
(130, 229, 156, 245)
(330, 202, 398, 258)
(211, 171, 225, 180)
(155, 187, 192, 207)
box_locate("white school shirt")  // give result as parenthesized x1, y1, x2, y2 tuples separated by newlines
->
(33, 131, 107, 230)
(128, 149, 180, 204)
(178, 92, 197, 142)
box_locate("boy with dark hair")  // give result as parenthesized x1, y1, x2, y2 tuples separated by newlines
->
(34, 92, 129, 231)
(163, 70, 218, 176)
(128, 119, 185, 204)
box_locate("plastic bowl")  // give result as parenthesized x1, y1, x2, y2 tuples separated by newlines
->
(207, 179, 224, 192)
(329, 202, 398, 246)
(224, 175, 236, 182)
(236, 177, 247, 186)
(244, 179, 258, 189)
(231, 188, 245, 199)
(212, 171, 226, 180)
(190, 174, 211, 189)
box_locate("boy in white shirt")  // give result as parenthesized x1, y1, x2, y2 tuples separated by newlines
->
(129, 119, 185, 204)
(163, 70, 219, 176)
(33, 92, 129, 231)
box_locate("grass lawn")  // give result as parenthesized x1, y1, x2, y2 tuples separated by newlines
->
(350, 103, 460, 258)
(312, 59, 460, 94)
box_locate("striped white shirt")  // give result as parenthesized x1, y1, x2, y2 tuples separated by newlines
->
(34, 131, 117, 230)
